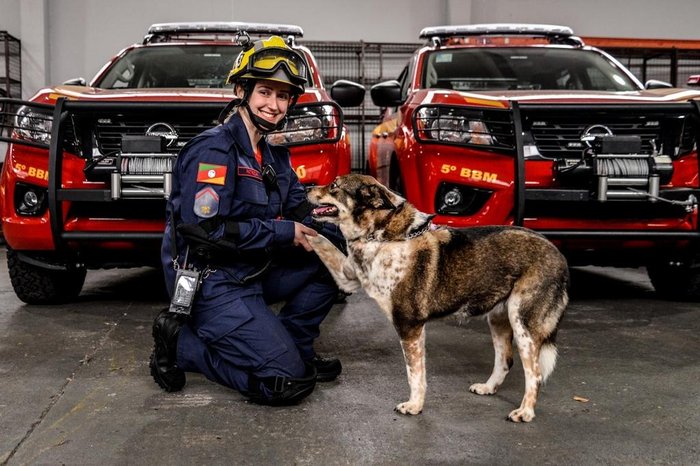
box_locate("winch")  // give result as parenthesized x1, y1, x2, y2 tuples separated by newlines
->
(85, 134, 177, 200)
(556, 134, 674, 202)
(113, 135, 176, 200)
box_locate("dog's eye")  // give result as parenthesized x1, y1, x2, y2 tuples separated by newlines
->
(329, 182, 338, 192)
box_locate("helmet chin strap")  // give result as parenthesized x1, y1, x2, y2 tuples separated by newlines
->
(242, 100, 285, 133)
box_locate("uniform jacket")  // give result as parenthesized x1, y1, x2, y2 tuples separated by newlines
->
(162, 112, 311, 298)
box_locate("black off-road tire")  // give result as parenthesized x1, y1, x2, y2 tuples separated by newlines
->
(647, 261, 700, 301)
(7, 248, 86, 304)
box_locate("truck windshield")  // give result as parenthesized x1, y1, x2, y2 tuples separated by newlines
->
(94, 45, 242, 89)
(422, 47, 640, 92)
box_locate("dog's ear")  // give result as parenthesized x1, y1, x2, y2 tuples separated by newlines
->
(358, 184, 396, 210)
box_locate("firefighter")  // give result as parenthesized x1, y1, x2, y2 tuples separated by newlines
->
(149, 36, 343, 405)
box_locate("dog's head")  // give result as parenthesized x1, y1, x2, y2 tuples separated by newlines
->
(307, 174, 431, 241)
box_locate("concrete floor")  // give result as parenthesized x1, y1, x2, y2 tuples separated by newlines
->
(0, 248, 698, 465)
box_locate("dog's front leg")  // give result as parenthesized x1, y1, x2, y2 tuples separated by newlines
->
(306, 234, 361, 293)
(395, 324, 426, 415)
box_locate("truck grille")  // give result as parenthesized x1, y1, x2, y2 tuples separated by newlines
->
(94, 118, 218, 154)
(530, 120, 659, 156)
(520, 104, 697, 159)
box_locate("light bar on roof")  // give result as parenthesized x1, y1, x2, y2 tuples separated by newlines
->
(419, 23, 574, 39)
(147, 22, 304, 37)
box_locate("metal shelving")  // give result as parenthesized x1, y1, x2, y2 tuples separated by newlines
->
(0, 31, 21, 98)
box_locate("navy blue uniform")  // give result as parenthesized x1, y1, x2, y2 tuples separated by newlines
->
(161, 112, 338, 393)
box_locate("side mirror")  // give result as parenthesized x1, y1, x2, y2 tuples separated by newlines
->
(330, 79, 366, 107)
(63, 77, 87, 86)
(687, 75, 700, 87)
(370, 80, 403, 108)
(644, 79, 673, 90)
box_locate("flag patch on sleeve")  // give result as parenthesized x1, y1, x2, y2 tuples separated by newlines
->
(196, 163, 227, 185)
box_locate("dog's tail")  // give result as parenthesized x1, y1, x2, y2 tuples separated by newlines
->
(539, 339, 558, 382)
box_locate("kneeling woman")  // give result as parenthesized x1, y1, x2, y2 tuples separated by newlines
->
(150, 36, 343, 405)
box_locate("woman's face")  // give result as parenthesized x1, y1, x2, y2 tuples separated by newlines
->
(238, 80, 293, 127)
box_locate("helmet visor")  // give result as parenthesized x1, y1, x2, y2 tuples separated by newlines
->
(248, 47, 307, 84)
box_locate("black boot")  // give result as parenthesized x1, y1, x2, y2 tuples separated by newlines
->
(309, 355, 342, 382)
(149, 310, 186, 392)
(246, 362, 317, 406)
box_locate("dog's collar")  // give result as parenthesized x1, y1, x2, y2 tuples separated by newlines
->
(364, 219, 434, 242)
(406, 219, 434, 239)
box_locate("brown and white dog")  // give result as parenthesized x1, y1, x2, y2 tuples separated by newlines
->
(305, 174, 569, 422)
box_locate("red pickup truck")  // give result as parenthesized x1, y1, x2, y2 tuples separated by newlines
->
(0, 22, 365, 304)
(368, 24, 700, 300)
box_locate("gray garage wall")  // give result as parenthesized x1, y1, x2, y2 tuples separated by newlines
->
(1, 0, 700, 98)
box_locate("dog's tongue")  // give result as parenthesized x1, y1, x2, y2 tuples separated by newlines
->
(312, 205, 338, 217)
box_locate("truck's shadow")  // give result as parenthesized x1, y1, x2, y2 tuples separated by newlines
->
(75, 265, 658, 303)
(78, 266, 169, 304)
(568, 266, 656, 301)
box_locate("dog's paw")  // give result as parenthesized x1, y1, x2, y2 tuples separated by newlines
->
(469, 383, 496, 395)
(394, 401, 423, 415)
(306, 234, 325, 248)
(507, 407, 535, 423)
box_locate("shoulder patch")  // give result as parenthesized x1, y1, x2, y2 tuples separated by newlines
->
(194, 186, 220, 218)
(197, 163, 227, 185)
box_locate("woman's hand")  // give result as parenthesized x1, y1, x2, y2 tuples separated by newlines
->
(293, 222, 318, 251)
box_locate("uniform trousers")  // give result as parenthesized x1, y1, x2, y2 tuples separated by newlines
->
(175, 250, 337, 392)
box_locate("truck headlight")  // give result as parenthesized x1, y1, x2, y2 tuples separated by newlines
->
(283, 110, 325, 143)
(268, 103, 343, 146)
(415, 106, 493, 145)
(15, 105, 53, 145)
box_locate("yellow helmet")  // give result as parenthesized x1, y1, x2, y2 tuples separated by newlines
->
(226, 36, 307, 95)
